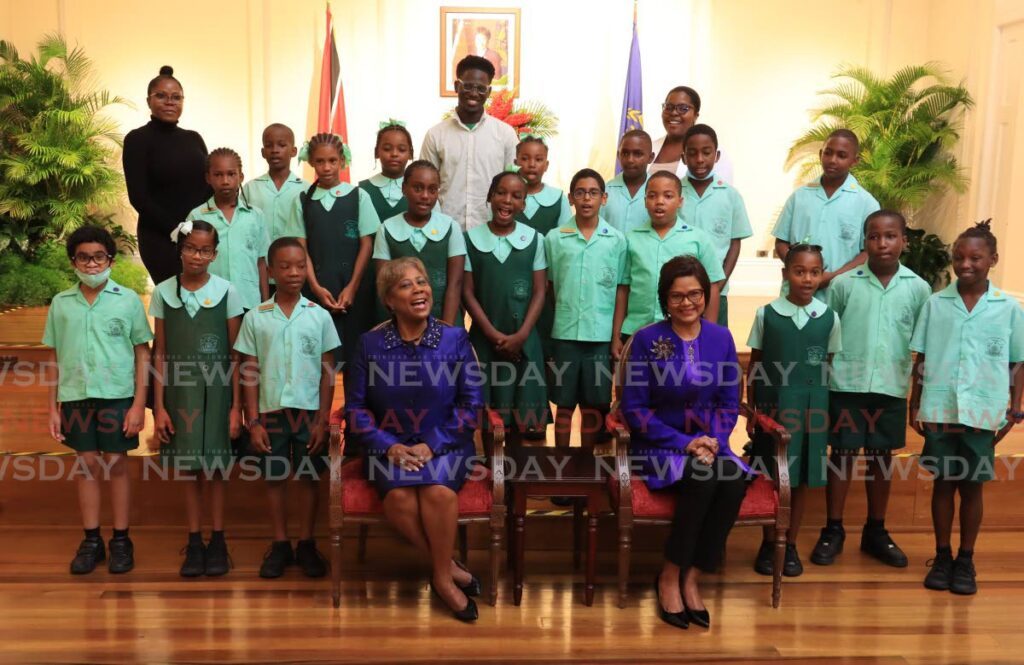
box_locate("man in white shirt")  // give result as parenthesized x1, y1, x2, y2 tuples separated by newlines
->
(421, 55, 518, 231)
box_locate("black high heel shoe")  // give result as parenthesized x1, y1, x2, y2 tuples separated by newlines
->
(684, 603, 711, 629)
(654, 575, 689, 630)
(431, 583, 479, 623)
(453, 558, 481, 597)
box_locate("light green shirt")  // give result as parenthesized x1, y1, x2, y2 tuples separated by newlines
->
(186, 198, 266, 311)
(827, 263, 931, 397)
(545, 216, 628, 342)
(910, 281, 1024, 430)
(771, 173, 880, 276)
(149, 274, 244, 320)
(621, 221, 727, 335)
(372, 211, 467, 258)
(603, 174, 650, 234)
(464, 222, 546, 271)
(295, 182, 382, 236)
(42, 278, 153, 403)
(747, 297, 842, 351)
(367, 173, 404, 206)
(233, 296, 342, 413)
(523, 184, 572, 224)
(242, 172, 309, 250)
(680, 176, 752, 295)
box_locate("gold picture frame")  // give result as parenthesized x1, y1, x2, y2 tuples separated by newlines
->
(439, 7, 521, 97)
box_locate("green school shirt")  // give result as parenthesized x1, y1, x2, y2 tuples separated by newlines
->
(149, 275, 244, 320)
(233, 296, 341, 413)
(603, 174, 650, 234)
(464, 222, 546, 270)
(523, 185, 572, 224)
(680, 175, 752, 295)
(372, 211, 467, 258)
(771, 173, 880, 274)
(42, 278, 153, 403)
(242, 172, 309, 250)
(366, 173, 404, 206)
(910, 281, 1024, 430)
(186, 198, 266, 311)
(298, 182, 381, 234)
(827, 263, 931, 397)
(545, 216, 627, 342)
(621, 220, 727, 335)
(747, 297, 842, 351)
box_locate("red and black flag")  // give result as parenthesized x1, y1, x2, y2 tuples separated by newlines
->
(317, 3, 350, 182)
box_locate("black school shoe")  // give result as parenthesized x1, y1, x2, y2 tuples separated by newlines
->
(923, 550, 955, 591)
(107, 536, 135, 574)
(860, 526, 908, 568)
(179, 542, 206, 578)
(204, 538, 231, 577)
(810, 525, 846, 565)
(783, 544, 804, 577)
(295, 539, 328, 578)
(753, 540, 775, 576)
(259, 541, 294, 579)
(70, 537, 105, 575)
(950, 557, 978, 595)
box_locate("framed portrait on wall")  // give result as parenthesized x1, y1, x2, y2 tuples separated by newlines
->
(439, 7, 521, 97)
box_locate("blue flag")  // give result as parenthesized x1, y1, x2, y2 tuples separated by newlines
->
(616, 10, 643, 174)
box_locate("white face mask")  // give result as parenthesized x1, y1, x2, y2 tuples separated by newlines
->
(685, 168, 715, 182)
(75, 267, 111, 289)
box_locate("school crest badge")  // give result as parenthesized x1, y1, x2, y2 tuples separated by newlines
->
(300, 334, 318, 357)
(839, 223, 856, 241)
(104, 318, 126, 338)
(198, 334, 221, 355)
(511, 279, 529, 300)
(985, 337, 1006, 358)
(899, 305, 915, 328)
(712, 218, 729, 237)
(345, 220, 359, 239)
(806, 345, 826, 366)
(597, 266, 616, 288)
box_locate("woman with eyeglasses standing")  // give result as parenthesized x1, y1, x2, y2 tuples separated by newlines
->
(123, 66, 211, 285)
(619, 255, 751, 630)
(650, 86, 734, 184)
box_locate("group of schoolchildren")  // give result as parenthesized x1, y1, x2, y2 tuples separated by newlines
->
(43, 54, 1022, 600)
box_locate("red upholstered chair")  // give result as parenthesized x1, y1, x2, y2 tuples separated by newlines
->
(605, 335, 792, 609)
(328, 407, 508, 608)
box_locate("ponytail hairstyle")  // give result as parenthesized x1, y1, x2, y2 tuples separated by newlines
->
(205, 147, 249, 207)
(172, 220, 219, 304)
(375, 121, 414, 158)
(954, 218, 998, 254)
(147, 65, 182, 95)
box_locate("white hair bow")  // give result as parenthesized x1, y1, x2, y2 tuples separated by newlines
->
(170, 220, 194, 243)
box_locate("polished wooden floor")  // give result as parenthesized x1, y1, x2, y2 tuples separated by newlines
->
(0, 525, 1023, 663)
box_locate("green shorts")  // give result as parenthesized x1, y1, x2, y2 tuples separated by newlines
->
(829, 391, 907, 452)
(60, 398, 139, 454)
(550, 339, 612, 409)
(920, 425, 996, 483)
(256, 409, 327, 480)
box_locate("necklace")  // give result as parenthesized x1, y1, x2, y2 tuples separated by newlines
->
(681, 336, 699, 364)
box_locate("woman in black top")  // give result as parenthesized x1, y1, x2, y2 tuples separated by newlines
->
(123, 66, 210, 284)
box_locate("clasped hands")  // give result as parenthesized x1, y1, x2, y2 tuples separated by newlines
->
(685, 435, 719, 466)
(387, 442, 434, 471)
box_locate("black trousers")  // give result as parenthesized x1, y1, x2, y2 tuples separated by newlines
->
(664, 457, 748, 572)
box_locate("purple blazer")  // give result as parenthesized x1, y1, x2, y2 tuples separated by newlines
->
(620, 319, 750, 490)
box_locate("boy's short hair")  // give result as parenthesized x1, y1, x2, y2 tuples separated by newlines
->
(262, 123, 295, 144)
(455, 55, 495, 82)
(267, 237, 306, 264)
(827, 128, 860, 151)
(684, 124, 718, 149)
(66, 226, 116, 260)
(648, 169, 682, 194)
(864, 209, 907, 234)
(569, 168, 606, 194)
(619, 129, 653, 148)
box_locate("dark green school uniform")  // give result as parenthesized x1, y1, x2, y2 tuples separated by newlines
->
(151, 275, 241, 471)
(747, 297, 842, 488)
(359, 174, 409, 222)
(465, 222, 549, 432)
(301, 183, 381, 365)
(516, 185, 569, 359)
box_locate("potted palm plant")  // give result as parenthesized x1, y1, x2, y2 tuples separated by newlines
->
(786, 63, 974, 288)
(0, 34, 147, 305)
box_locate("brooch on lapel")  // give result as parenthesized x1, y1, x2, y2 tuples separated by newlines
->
(650, 335, 676, 361)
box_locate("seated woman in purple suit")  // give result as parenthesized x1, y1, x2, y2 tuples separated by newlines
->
(345, 257, 484, 623)
(620, 255, 750, 630)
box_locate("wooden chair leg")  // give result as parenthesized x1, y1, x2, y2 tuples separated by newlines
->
(489, 519, 502, 606)
(772, 526, 786, 608)
(357, 524, 369, 564)
(573, 499, 584, 570)
(506, 501, 515, 570)
(330, 527, 343, 608)
(617, 524, 632, 609)
(458, 524, 469, 563)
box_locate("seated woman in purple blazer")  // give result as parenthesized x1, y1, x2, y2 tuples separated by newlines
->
(620, 255, 751, 630)
(345, 257, 484, 623)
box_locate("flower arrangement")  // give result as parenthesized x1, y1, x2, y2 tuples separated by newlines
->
(445, 89, 558, 138)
